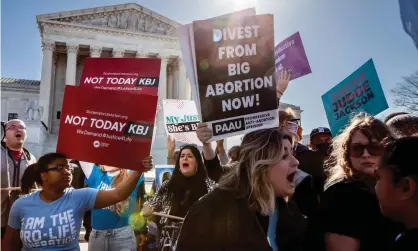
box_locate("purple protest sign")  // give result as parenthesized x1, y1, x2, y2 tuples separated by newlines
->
(275, 32, 312, 80)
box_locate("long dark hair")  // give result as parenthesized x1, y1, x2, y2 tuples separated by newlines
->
(21, 164, 38, 194)
(166, 144, 208, 218)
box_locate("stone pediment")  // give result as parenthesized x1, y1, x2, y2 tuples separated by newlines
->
(36, 3, 181, 36)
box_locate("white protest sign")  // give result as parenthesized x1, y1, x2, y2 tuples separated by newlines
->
(163, 99, 202, 145)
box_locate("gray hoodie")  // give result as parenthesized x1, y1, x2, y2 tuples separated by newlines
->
(1, 143, 36, 227)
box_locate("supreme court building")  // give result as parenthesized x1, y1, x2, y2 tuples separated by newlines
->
(1, 3, 302, 163)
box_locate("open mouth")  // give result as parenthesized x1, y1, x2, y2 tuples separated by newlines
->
(287, 171, 296, 183)
(15, 133, 22, 138)
(362, 162, 375, 167)
(182, 163, 190, 168)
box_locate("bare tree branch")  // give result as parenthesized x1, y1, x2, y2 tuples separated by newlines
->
(391, 71, 418, 112)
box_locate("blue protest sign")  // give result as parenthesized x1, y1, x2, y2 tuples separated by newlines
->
(322, 59, 388, 135)
(154, 165, 175, 189)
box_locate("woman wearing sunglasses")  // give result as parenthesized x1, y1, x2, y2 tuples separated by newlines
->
(2, 152, 153, 251)
(319, 113, 401, 251)
(142, 144, 214, 250)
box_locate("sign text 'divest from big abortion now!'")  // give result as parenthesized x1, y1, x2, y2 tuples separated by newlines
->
(193, 14, 278, 140)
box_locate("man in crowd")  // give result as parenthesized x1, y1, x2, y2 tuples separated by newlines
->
(309, 127, 333, 155)
(384, 112, 409, 124)
(1, 119, 36, 239)
(307, 127, 333, 196)
(386, 113, 418, 137)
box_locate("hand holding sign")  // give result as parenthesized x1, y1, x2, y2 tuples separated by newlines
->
(167, 135, 176, 154)
(216, 139, 224, 148)
(142, 156, 154, 172)
(196, 123, 213, 144)
(277, 69, 292, 97)
(143, 204, 154, 217)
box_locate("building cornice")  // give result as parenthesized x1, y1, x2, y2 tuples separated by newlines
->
(37, 3, 182, 47)
(1, 87, 40, 94)
(39, 20, 180, 45)
(36, 3, 182, 28)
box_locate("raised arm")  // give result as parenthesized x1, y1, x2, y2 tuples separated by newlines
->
(197, 123, 216, 160)
(197, 123, 234, 182)
(216, 139, 229, 165)
(167, 135, 176, 165)
(94, 156, 153, 209)
(276, 69, 291, 103)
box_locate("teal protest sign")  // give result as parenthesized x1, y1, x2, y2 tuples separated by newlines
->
(322, 59, 388, 135)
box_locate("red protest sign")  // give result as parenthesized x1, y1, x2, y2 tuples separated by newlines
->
(57, 85, 158, 171)
(80, 58, 161, 96)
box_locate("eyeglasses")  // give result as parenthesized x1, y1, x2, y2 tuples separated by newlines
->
(6, 125, 26, 131)
(45, 164, 74, 173)
(349, 143, 383, 157)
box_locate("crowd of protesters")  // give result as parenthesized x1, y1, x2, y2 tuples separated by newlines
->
(1, 72, 418, 251)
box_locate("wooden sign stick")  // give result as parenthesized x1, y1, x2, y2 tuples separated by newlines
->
(152, 212, 185, 221)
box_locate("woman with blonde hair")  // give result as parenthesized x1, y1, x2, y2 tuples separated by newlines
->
(176, 128, 307, 251)
(319, 113, 401, 251)
(79, 162, 145, 251)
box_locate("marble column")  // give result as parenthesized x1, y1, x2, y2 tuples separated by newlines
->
(185, 76, 192, 100)
(177, 58, 189, 100)
(90, 45, 102, 57)
(65, 43, 79, 86)
(113, 48, 125, 58)
(39, 39, 55, 129)
(158, 55, 169, 100)
(48, 53, 58, 129)
(167, 66, 174, 99)
(151, 54, 169, 164)
(1, 98, 7, 121)
(172, 61, 180, 99)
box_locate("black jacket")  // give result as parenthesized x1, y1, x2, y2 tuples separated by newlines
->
(176, 188, 307, 251)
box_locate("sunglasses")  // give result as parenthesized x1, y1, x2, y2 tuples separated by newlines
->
(349, 143, 383, 157)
